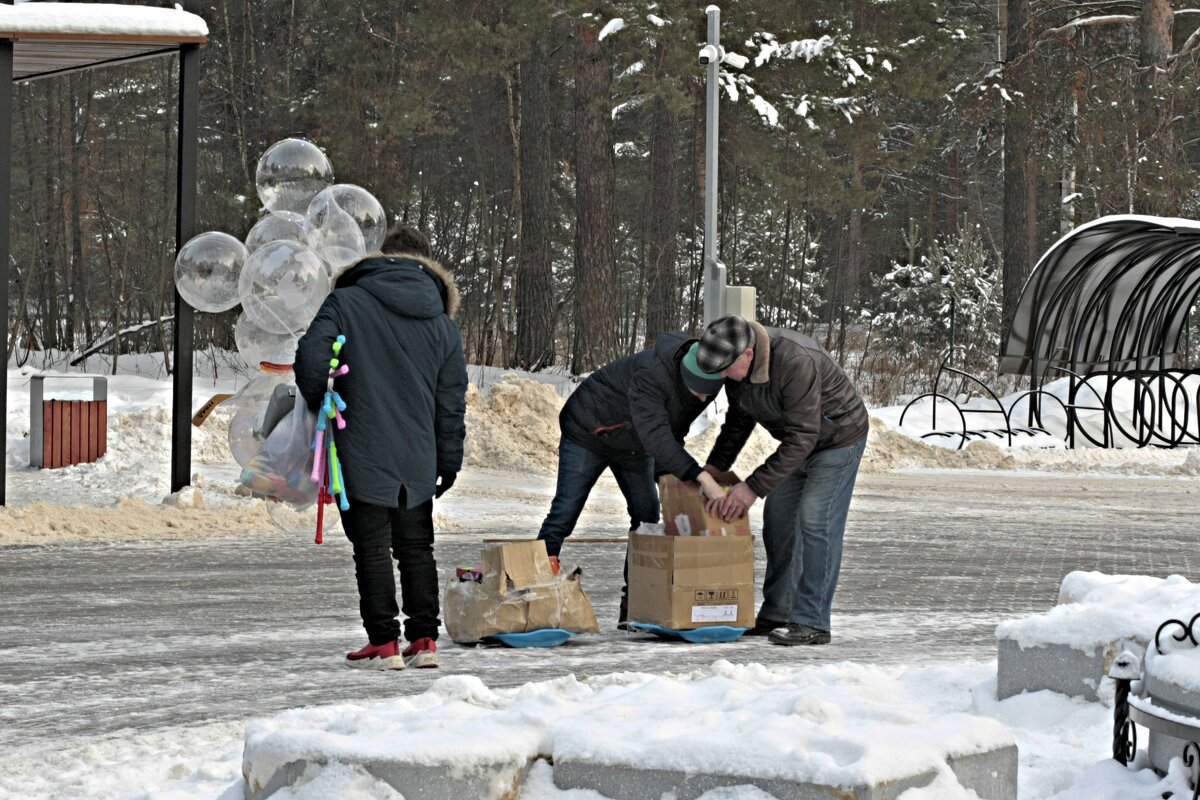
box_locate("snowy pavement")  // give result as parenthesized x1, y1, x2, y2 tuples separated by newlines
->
(2, 467, 1198, 779)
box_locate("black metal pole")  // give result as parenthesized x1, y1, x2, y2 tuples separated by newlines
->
(0, 38, 11, 506)
(1109, 650, 1140, 765)
(171, 31, 199, 493)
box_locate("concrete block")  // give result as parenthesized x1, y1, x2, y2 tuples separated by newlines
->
(243, 756, 526, 800)
(554, 742, 1018, 800)
(996, 638, 1108, 701)
(946, 743, 1019, 800)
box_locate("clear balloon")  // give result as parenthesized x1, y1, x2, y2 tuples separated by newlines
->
(307, 184, 387, 254)
(173, 231, 247, 313)
(255, 138, 335, 214)
(238, 240, 331, 335)
(235, 312, 301, 369)
(306, 200, 365, 278)
(265, 497, 341, 536)
(225, 373, 288, 467)
(245, 210, 309, 254)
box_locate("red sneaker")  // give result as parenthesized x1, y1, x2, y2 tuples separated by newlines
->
(402, 637, 439, 669)
(548, 556, 561, 576)
(345, 640, 405, 670)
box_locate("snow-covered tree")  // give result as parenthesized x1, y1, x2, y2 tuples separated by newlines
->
(862, 224, 1000, 401)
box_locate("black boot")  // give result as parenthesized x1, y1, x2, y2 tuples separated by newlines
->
(768, 623, 831, 646)
(745, 617, 786, 637)
(617, 595, 630, 631)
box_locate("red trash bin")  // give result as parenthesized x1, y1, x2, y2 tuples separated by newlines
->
(29, 374, 108, 468)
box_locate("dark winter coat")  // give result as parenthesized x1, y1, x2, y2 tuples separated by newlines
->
(706, 321, 868, 498)
(560, 332, 714, 481)
(294, 254, 467, 508)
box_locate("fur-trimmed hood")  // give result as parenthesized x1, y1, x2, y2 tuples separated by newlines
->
(334, 252, 460, 319)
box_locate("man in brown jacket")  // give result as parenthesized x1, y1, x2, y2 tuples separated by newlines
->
(695, 315, 868, 646)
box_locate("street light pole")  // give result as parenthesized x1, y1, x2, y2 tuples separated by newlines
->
(702, 5, 726, 325)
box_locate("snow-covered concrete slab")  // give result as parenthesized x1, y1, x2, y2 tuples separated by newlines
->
(554, 742, 1017, 800)
(242, 664, 1018, 800)
(996, 572, 1200, 700)
(245, 756, 524, 800)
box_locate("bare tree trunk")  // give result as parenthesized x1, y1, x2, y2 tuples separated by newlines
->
(643, 44, 680, 346)
(1002, 0, 1037, 340)
(514, 38, 557, 370)
(1137, 0, 1174, 214)
(571, 21, 620, 372)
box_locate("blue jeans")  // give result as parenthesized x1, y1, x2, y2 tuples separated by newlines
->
(537, 436, 660, 560)
(759, 437, 866, 631)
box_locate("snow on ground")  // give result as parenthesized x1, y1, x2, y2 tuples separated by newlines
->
(3, 354, 1200, 798)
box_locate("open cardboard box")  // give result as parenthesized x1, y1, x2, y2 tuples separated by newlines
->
(443, 539, 600, 643)
(628, 532, 755, 628)
(657, 474, 750, 537)
(626, 475, 756, 630)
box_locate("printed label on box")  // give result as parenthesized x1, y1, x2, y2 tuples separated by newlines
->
(692, 604, 739, 623)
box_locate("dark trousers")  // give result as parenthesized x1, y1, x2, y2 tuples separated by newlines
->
(339, 488, 439, 644)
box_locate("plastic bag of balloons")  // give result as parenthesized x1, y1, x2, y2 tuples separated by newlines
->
(239, 385, 318, 509)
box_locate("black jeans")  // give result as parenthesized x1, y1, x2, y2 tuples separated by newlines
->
(339, 488, 439, 644)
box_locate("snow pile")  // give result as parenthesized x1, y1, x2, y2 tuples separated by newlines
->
(0, 491, 267, 545)
(464, 375, 565, 474)
(462, 374, 785, 479)
(244, 660, 1014, 793)
(996, 572, 1200, 651)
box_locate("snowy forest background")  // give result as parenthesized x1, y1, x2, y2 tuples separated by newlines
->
(7, 0, 1200, 404)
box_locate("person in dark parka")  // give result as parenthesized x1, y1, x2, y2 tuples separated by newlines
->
(294, 223, 466, 670)
(536, 332, 730, 624)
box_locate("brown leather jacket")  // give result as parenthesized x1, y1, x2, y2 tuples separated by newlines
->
(705, 322, 869, 497)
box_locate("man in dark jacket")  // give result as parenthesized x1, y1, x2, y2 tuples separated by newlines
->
(537, 332, 728, 621)
(696, 315, 868, 647)
(294, 224, 466, 670)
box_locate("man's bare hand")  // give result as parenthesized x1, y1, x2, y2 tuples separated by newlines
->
(718, 482, 757, 522)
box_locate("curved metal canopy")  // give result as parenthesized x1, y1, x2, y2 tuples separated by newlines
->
(999, 215, 1200, 380)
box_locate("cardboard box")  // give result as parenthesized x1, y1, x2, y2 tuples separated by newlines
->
(658, 475, 750, 537)
(443, 540, 600, 643)
(481, 539, 556, 592)
(627, 531, 755, 629)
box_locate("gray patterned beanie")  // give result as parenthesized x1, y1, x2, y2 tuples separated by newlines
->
(696, 315, 756, 373)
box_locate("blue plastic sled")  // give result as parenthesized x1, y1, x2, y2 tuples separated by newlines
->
(482, 628, 578, 648)
(627, 623, 748, 643)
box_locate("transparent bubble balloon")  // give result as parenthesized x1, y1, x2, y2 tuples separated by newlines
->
(245, 210, 309, 254)
(235, 312, 301, 369)
(173, 231, 247, 313)
(265, 497, 341, 536)
(306, 201, 365, 278)
(255, 138, 335, 214)
(229, 399, 270, 467)
(238, 240, 331, 335)
(226, 373, 288, 466)
(307, 183, 387, 254)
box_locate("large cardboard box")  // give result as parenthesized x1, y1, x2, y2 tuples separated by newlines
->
(658, 475, 750, 537)
(443, 540, 600, 643)
(627, 532, 755, 629)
